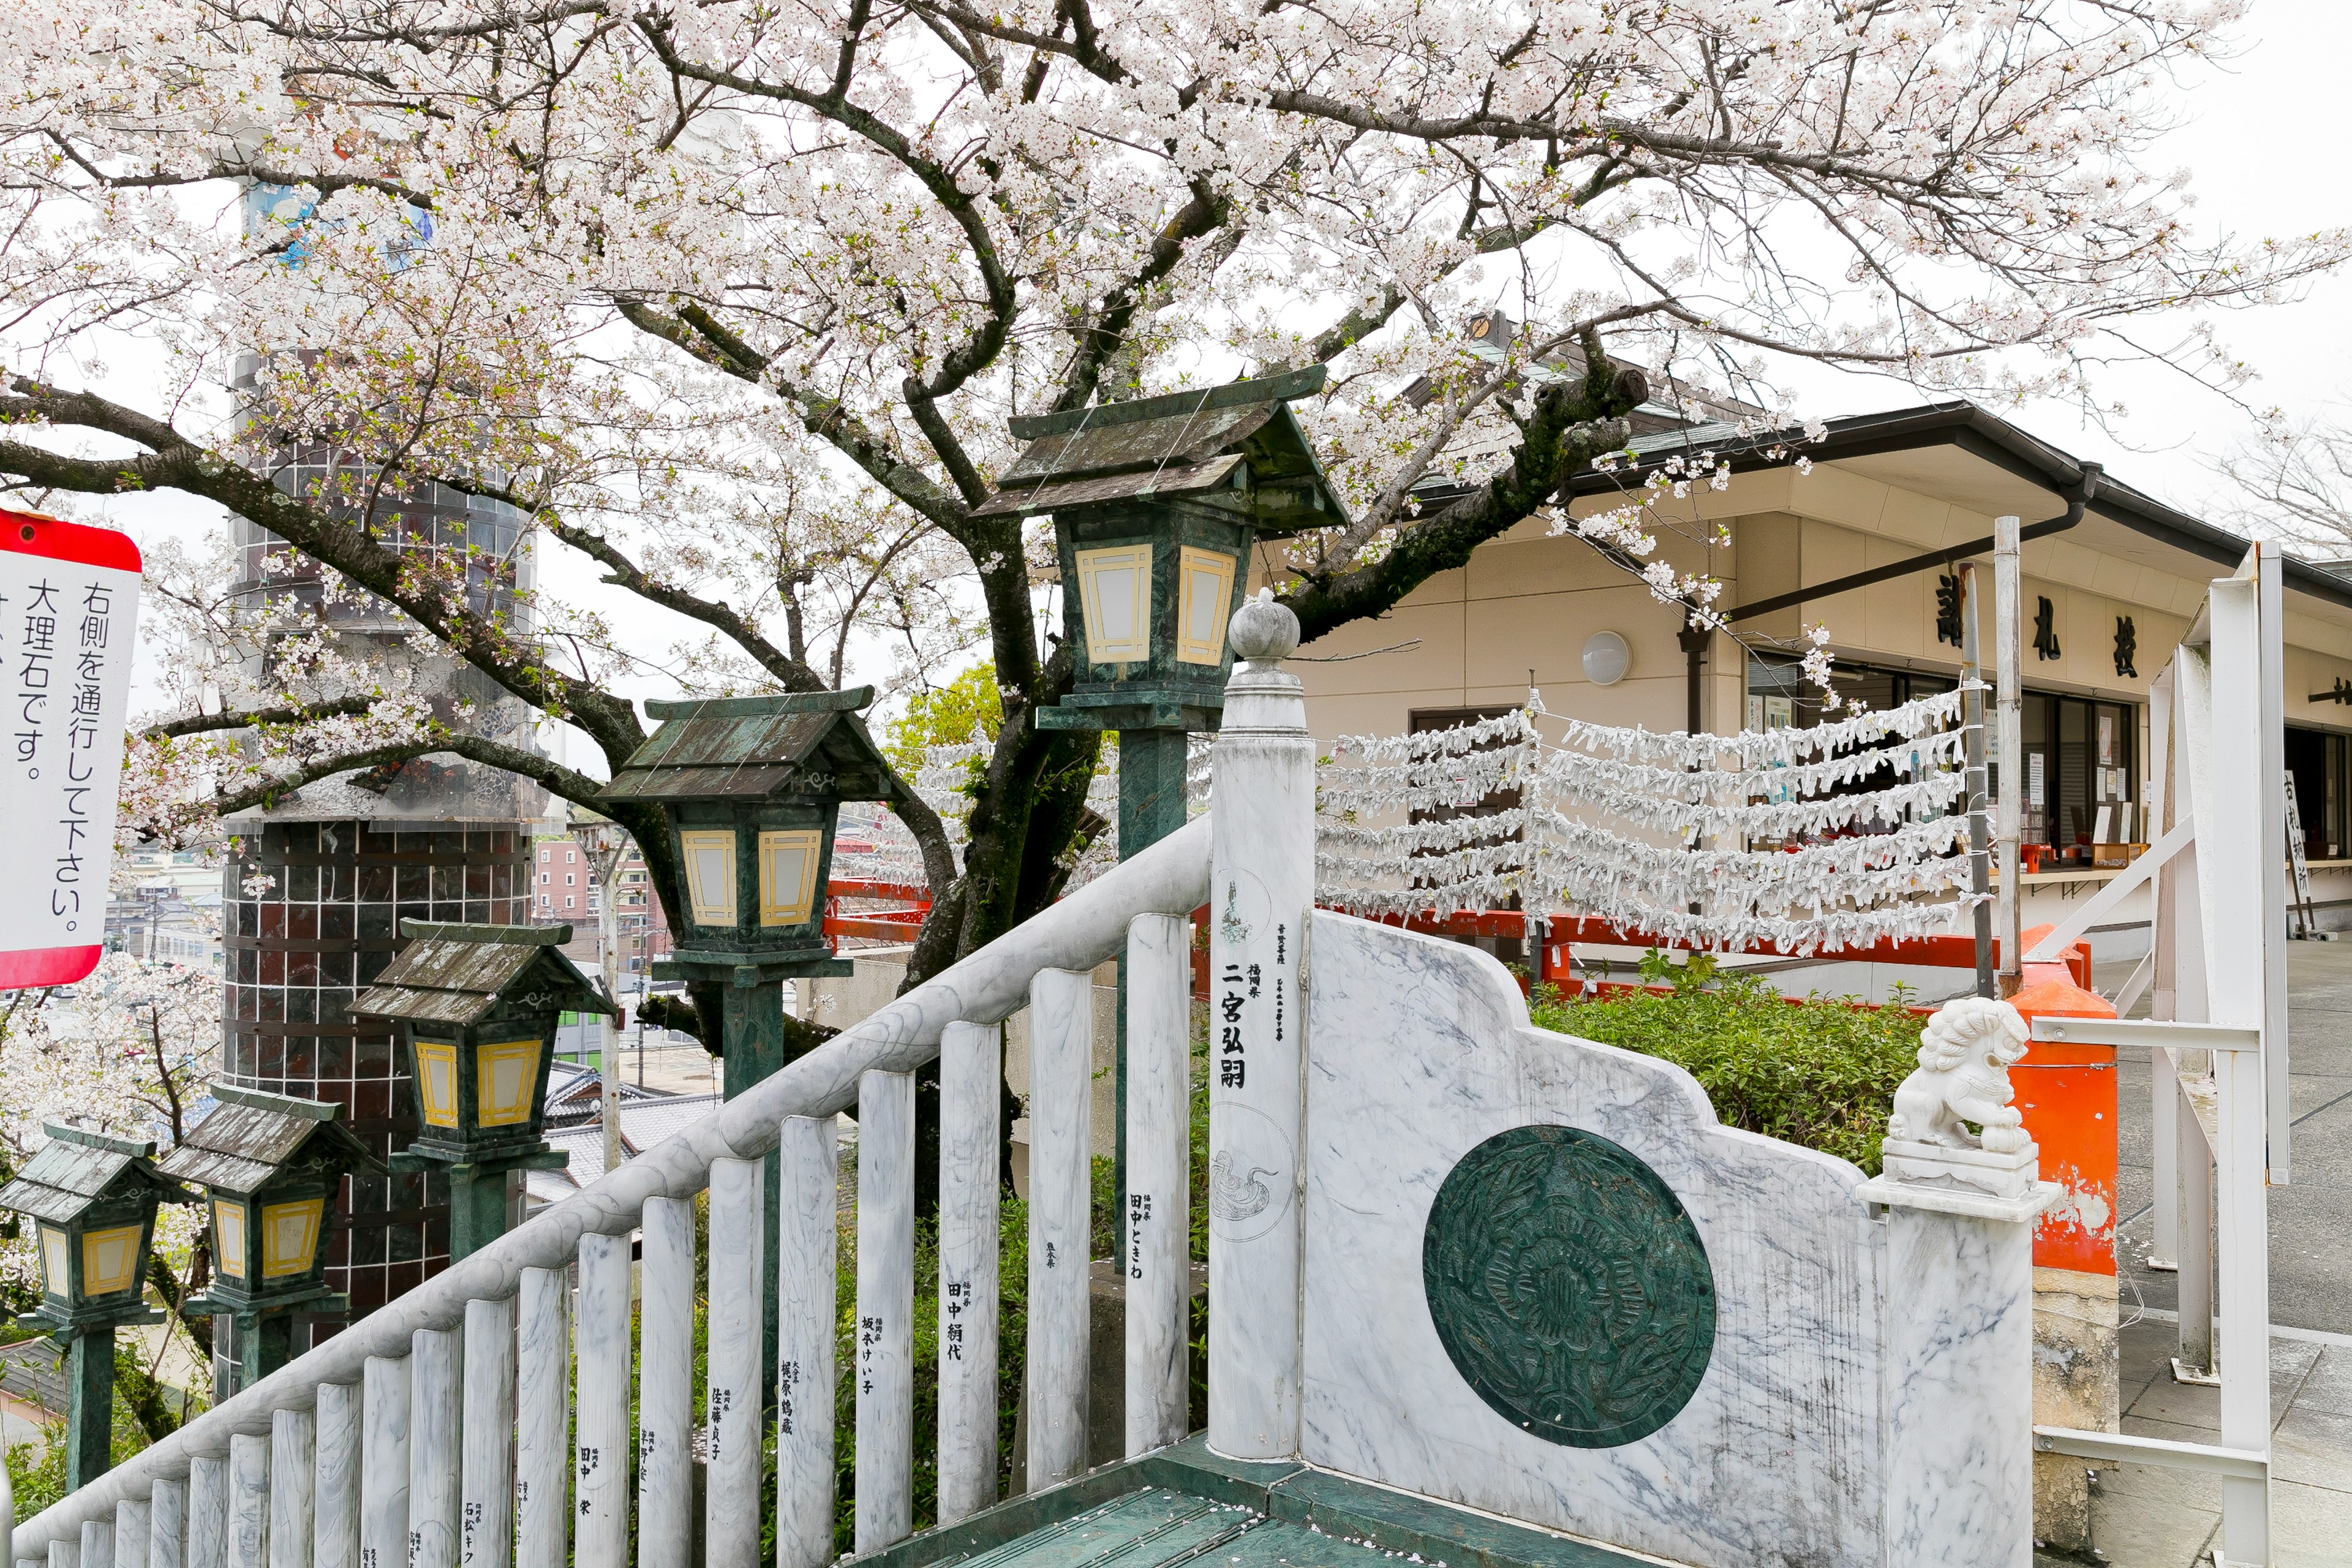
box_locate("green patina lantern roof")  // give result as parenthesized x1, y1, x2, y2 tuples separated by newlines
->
(600, 687, 896, 804)
(351, 921, 616, 1027)
(973, 364, 1347, 529)
(155, 1085, 383, 1196)
(0, 1125, 190, 1226)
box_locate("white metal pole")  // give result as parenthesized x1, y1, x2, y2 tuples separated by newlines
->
(1207, 594, 1312, 1461)
(1994, 515, 2023, 990)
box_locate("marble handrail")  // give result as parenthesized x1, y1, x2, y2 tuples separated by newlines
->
(10, 813, 1212, 1561)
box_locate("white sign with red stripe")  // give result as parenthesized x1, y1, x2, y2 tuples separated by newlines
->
(0, 510, 142, 987)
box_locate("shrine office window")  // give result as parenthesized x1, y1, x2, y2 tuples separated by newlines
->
(2285, 726, 2352, 862)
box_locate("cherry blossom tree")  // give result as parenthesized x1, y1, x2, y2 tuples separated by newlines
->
(0, 0, 2341, 1008)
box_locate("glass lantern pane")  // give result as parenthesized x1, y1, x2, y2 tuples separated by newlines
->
(1175, 546, 1237, 665)
(681, 829, 739, 925)
(415, 1039, 462, 1128)
(213, 1199, 249, 1280)
(260, 1197, 326, 1279)
(476, 1038, 543, 1127)
(1076, 545, 1153, 663)
(758, 830, 824, 926)
(81, 1223, 144, 1296)
(38, 1223, 69, 1297)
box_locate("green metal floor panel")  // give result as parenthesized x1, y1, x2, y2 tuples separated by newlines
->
(851, 1439, 1653, 1568)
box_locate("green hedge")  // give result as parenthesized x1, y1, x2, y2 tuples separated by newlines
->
(1525, 956, 1923, 1174)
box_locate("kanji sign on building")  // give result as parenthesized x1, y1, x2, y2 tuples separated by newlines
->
(0, 510, 141, 988)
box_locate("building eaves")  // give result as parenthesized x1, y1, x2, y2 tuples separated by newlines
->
(1554, 399, 2352, 616)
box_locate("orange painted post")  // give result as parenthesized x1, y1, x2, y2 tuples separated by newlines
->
(2002, 921, 2119, 1549)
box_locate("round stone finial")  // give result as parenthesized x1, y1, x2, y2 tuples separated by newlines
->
(1227, 587, 1300, 665)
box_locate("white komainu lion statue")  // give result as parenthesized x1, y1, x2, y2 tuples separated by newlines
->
(1887, 995, 2033, 1153)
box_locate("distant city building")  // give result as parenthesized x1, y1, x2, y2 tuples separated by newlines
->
(535, 826, 669, 972)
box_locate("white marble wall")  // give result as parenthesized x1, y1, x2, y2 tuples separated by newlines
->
(1300, 913, 1888, 1568)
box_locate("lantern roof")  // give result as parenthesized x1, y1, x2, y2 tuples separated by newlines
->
(0, 1124, 191, 1226)
(155, 1085, 383, 1196)
(973, 364, 1346, 529)
(352, 921, 617, 1027)
(600, 687, 895, 804)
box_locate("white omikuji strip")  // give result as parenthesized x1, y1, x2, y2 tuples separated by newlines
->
(407, 1329, 460, 1568)
(704, 1158, 765, 1568)
(636, 1197, 694, 1568)
(227, 1433, 268, 1568)
(775, 1115, 838, 1568)
(147, 1478, 183, 1568)
(1124, 913, 1193, 1458)
(572, 1234, 631, 1568)
(113, 1500, 146, 1568)
(854, 1069, 916, 1555)
(1025, 968, 1094, 1490)
(268, 1407, 314, 1568)
(514, 1268, 568, 1568)
(186, 1455, 226, 1568)
(357, 1359, 409, 1568)
(935, 1020, 1001, 1526)
(77, 1521, 109, 1568)
(461, 1296, 515, 1568)
(312, 1382, 358, 1568)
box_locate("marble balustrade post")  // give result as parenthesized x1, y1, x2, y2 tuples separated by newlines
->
(935, 1020, 1001, 1526)
(514, 1269, 568, 1568)
(114, 1498, 148, 1568)
(149, 1477, 186, 1568)
(705, 1158, 766, 1568)
(266, 1408, 314, 1568)
(313, 1382, 359, 1568)
(853, 1069, 914, 1555)
(407, 1328, 461, 1568)
(186, 1456, 227, 1568)
(47, 1541, 77, 1568)
(573, 1234, 631, 1568)
(1205, 594, 1312, 1461)
(228, 1433, 269, 1568)
(1124, 913, 1192, 1458)
(775, 1116, 838, 1568)
(357, 1360, 409, 1568)
(461, 1297, 516, 1568)
(77, 1520, 110, 1568)
(1858, 1161, 2056, 1568)
(1026, 969, 1093, 1489)
(636, 1197, 693, 1568)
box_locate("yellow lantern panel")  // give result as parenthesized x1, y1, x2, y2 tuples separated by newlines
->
(758, 830, 824, 927)
(1074, 545, 1153, 664)
(681, 829, 739, 926)
(1175, 547, 1237, 666)
(260, 1197, 325, 1279)
(475, 1038, 544, 1128)
(213, 1199, 248, 1280)
(415, 1039, 462, 1129)
(38, 1223, 69, 1297)
(80, 1223, 145, 1297)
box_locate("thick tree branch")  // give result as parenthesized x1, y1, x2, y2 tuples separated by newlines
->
(144, 696, 379, 739)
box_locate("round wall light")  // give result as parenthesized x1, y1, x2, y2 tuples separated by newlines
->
(1581, 630, 1631, 687)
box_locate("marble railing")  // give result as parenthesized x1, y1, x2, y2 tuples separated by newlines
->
(7, 813, 1211, 1568)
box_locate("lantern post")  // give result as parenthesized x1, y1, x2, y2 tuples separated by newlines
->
(974, 366, 1346, 1224)
(0, 1126, 194, 1488)
(597, 686, 898, 1399)
(160, 1086, 385, 1397)
(350, 921, 614, 1260)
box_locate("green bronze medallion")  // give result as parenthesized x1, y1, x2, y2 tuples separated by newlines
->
(1422, 1124, 1715, 1447)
